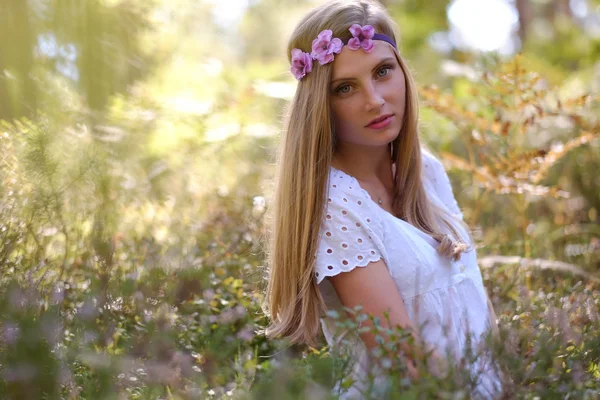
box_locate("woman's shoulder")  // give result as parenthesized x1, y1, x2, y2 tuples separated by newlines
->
(326, 167, 381, 218)
(314, 167, 387, 285)
(328, 167, 368, 201)
(322, 167, 384, 231)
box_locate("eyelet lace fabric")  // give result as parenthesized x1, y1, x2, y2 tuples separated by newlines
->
(314, 172, 386, 284)
(314, 148, 503, 399)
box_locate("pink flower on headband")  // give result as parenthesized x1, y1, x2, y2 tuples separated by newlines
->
(311, 29, 343, 65)
(290, 48, 313, 81)
(348, 24, 375, 52)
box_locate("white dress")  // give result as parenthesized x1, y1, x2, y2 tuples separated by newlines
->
(314, 148, 503, 399)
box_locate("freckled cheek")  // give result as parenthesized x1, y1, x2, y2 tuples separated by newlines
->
(331, 101, 364, 136)
(385, 79, 406, 108)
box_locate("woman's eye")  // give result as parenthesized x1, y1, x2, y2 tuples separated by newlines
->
(377, 66, 391, 78)
(336, 85, 351, 94)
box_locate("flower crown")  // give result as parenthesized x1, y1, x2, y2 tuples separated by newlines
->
(290, 24, 397, 81)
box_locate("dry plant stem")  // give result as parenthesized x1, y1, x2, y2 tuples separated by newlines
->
(517, 192, 533, 294)
(470, 187, 491, 223)
(486, 294, 500, 340)
(465, 132, 479, 217)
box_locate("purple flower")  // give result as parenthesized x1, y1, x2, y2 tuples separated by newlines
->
(310, 29, 343, 65)
(348, 24, 375, 52)
(290, 48, 313, 81)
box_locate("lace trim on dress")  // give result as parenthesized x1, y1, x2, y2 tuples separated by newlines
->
(314, 169, 386, 284)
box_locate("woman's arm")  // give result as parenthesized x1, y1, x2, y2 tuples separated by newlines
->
(328, 259, 436, 379)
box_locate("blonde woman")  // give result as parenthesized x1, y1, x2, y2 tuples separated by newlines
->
(263, 0, 503, 398)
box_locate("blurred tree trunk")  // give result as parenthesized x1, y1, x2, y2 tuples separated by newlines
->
(516, 0, 532, 45)
(0, 53, 12, 118)
(518, 0, 575, 46)
(0, 0, 38, 120)
(550, 0, 573, 19)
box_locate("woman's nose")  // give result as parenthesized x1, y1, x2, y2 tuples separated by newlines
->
(364, 84, 384, 111)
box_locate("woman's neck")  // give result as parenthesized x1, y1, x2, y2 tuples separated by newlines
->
(332, 148, 394, 185)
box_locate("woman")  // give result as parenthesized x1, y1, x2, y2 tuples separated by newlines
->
(262, 0, 504, 398)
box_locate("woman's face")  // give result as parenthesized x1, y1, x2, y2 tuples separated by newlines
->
(329, 41, 406, 148)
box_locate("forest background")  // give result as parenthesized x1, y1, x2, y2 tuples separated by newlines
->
(0, 0, 599, 398)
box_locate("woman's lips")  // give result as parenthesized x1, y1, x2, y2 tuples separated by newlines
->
(366, 114, 394, 129)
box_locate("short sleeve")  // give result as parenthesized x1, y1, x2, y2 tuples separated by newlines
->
(421, 148, 464, 220)
(314, 172, 386, 285)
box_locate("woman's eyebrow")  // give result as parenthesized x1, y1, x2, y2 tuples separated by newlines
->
(330, 57, 395, 85)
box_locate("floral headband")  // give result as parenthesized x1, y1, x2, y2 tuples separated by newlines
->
(291, 24, 397, 81)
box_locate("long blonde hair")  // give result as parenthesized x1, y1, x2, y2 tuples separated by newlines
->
(261, 0, 474, 347)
